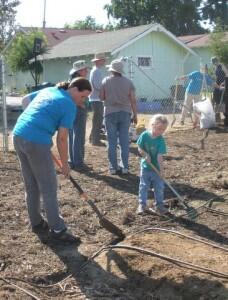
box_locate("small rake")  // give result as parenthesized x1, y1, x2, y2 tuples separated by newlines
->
(52, 153, 125, 241)
(148, 161, 197, 219)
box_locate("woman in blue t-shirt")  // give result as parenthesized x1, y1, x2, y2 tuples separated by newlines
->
(13, 77, 91, 243)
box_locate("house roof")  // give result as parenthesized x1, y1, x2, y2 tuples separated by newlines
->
(40, 23, 196, 61)
(178, 32, 228, 48)
(21, 27, 96, 47)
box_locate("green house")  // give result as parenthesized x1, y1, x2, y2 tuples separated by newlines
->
(6, 24, 198, 110)
(39, 24, 196, 103)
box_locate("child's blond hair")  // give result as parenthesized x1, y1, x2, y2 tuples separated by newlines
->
(150, 114, 169, 127)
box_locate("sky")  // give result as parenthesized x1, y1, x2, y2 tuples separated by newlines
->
(16, 0, 112, 28)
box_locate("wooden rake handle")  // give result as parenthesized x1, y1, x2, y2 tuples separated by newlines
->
(147, 160, 188, 208)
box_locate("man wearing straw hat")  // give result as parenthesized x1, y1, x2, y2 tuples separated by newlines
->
(89, 53, 106, 146)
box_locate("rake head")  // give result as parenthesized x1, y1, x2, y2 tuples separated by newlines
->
(178, 199, 198, 220)
(173, 197, 198, 220)
(185, 206, 198, 220)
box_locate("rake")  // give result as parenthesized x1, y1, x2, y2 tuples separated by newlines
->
(147, 161, 197, 219)
(52, 153, 125, 240)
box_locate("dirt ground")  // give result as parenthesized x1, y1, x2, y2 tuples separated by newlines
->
(0, 118, 228, 300)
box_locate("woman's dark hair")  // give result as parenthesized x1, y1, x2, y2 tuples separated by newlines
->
(56, 77, 91, 92)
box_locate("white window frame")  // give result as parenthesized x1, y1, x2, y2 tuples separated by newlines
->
(137, 55, 153, 69)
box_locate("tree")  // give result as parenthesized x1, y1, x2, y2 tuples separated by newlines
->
(0, 0, 20, 51)
(201, 0, 228, 28)
(64, 16, 103, 31)
(104, 0, 206, 35)
(6, 30, 48, 85)
(210, 27, 228, 69)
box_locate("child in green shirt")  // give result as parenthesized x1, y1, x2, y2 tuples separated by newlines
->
(137, 114, 168, 215)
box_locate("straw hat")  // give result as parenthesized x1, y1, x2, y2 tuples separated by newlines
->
(106, 60, 124, 74)
(211, 56, 218, 65)
(91, 53, 106, 62)
(69, 60, 88, 76)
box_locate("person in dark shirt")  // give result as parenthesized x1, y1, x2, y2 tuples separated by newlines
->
(211, 57, 226, 123)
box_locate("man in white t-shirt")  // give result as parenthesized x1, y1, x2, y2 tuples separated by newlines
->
(89, 53, 106, 146)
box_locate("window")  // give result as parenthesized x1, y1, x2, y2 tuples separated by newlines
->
(137, 56, 152, 68)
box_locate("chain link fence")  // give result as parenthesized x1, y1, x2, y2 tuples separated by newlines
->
(122, 58, 218, 126)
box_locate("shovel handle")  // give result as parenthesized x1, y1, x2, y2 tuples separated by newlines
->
(70, 176, 103, 218)
(52, 153, 86, 198)
(69, 176, 84, 196)
(52, 153, 104, 218)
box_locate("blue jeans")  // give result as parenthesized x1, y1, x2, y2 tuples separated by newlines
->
(69, 106, 87, 167)
(105, 111, 131, 170)
(138, 168, 164, 207)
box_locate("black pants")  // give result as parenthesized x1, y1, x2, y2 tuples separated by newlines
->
(224, 77, 228, 126)
(213, 88, 223, 105)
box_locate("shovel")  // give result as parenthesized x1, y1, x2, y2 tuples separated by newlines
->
(147, 161, 197, 219)
(52, 153, 125, 240)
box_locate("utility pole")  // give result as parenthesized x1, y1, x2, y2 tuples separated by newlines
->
(43, 0, 46, 28)
(33, 38, 42, 88)
(0, 27, 27, 153)
(1, 55, 8, 152)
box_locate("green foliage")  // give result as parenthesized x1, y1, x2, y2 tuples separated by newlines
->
(210, 28, 228, 68)
(64, 15, 103, 31)
(6, 30, 48, 84)
(201, 0, 228, 28)
(104, 0, 206, 35)
(0, 0, 20, 50)
(61, 1, 227, 35)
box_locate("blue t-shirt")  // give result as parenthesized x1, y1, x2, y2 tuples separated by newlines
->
(13, 87, 77, 144)
(137, 130, 167, 171)
(186, 71, 214, 95)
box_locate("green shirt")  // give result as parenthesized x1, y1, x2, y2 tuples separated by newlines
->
(137, 130, 167, 170)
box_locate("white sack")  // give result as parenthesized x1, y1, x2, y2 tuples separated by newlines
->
(193, 98, 216, 129)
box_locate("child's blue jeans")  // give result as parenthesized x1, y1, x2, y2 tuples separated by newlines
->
(138, 168, 164, 207)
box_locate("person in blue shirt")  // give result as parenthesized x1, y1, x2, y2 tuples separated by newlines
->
(177, 65, 217, 126)
(13, 77, 91, 243)
(137, 114, 168, 215)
